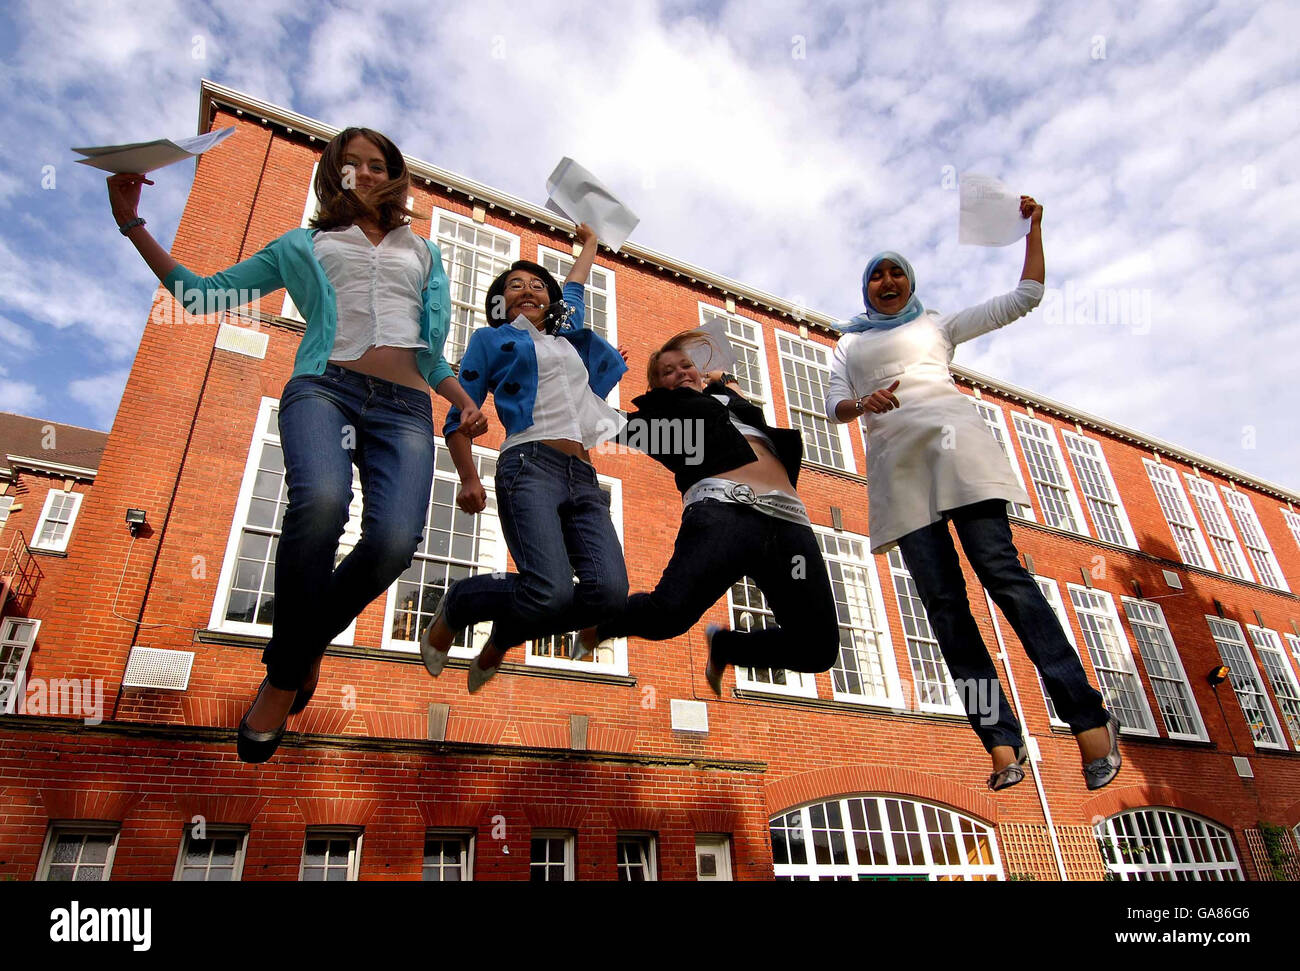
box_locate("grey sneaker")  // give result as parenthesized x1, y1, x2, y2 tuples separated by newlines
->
(1083, 713, 1123, 790)
(419, 598, 452, 677)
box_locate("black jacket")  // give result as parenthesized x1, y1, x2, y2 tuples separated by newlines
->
(621, 381, 804, 494)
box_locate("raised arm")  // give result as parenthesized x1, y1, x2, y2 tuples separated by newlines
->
(565, 222, 599, 287)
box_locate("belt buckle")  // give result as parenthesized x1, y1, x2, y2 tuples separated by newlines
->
(727, 483, 758, 505)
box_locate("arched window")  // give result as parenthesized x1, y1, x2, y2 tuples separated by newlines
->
(1094, 809, 1243, 881)
(770, 796, 1002, 880)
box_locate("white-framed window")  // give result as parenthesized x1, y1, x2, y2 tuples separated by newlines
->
(1144, 461, 1215, 570)
(695, 834, 733, 881)
(697, 304, 775, 423)
(1011, 414, 1087, 534)
(281, 162, 321, 321)
(434, 209, 520, 363)
(729, 572, 818, 698)
(525, 477, 628, 676)
(38, 823, 120, 881)
(423, 829, 474, 881)
(1221, 490, 1289, 591)
(538, 244, 620, 408)
(530, 830, 574, 881)
(1061, 431, 1137, 547)
(1246, 625, 1300, 748)
(1066, 585, 1157, 736)
(209, 398, 362, 645)
(0, 494, 13, 526)
(1029, 576, 1083, 727)
(1121, 599, 1208, 741)
(174, 826, 248, 881)
(1287, 632, 1300, 672)
(300, 829, 362, 881)
(1206, 617, 1286, 750)
(823, 531, 904, 708)
(1183, 476, 1253, 580)
(616, 833, 657, 881)
(31, 489, 83, 553)
(1280, 508, 1300, 552)
(1094, 809, 1243, 881)
(775, 332, 852, 471)
(770, 796, 1002, 881)
(0, 617, 39, 716)
(885, 549, 962, 715)
(970, 398, 1034, 520)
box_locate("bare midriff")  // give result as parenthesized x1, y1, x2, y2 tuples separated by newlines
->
(715, 435, 797, 494)
(330, 345, 428, 391)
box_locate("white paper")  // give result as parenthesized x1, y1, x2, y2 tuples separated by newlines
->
(958, 173, 1030, 246)
(72, 127, 235, 174)
(544, 157, 639, 252)
(690, 318, 739, 375)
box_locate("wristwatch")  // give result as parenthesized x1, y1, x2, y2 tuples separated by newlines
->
(118, 217, 146, 235)
(717, 371, 738, 385)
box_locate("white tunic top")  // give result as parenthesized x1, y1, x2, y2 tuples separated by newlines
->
(314, 224, 430, 361)
(825, 279, 1044, 553)
(500, 315, 626, 452)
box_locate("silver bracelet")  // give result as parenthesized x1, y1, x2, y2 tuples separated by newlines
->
(118, 217, 145, 235)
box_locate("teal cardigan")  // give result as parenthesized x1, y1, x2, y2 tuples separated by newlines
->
(162, 227, 455, 388)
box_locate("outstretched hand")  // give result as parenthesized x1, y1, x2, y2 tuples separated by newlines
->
(107, 173, 154, 224)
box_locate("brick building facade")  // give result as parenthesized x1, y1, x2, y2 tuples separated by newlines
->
(2, 81, 1299, 882)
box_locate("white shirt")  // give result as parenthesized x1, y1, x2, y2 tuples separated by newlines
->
(501, 315, 626, 452)
(826, 280, 1043, 553)
(314, 224, 430, 361)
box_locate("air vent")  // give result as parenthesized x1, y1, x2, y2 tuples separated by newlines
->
(1162, 570, 1183, 589)
(216, 322, 268, 359)
(121, 647, 194, 690)
(1232, 756, 1253, 779)
(671, 699, 709, 733)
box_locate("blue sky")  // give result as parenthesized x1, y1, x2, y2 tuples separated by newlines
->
(1, 0, 1297, 490)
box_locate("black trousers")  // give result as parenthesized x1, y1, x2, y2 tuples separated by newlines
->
(596, 499, 841, 672)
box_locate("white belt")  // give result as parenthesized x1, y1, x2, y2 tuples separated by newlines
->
(683, 478, 810, 526)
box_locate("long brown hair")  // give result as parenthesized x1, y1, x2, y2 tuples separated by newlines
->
(310, 127, 414, 232)
(646, 329, 716, 389)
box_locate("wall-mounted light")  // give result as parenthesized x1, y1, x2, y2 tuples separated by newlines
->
(125, 508, 148, 536)
(1207, 665, 1230, 687)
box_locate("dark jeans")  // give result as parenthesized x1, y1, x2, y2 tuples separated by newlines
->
(263, 365, 435, 690)
(597, 499, 841, 672)
(895, 499, 1108, 751)
(444, 442, 628, 651)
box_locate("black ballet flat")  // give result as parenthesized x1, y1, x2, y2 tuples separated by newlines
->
(237, 678, 290, 764)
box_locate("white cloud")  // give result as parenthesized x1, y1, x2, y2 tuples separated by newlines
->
(67, 369, 130, 429)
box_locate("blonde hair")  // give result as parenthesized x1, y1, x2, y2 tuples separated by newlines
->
(646, 329, 718, 390)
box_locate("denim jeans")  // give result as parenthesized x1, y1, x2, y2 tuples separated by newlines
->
(895, 499, 1109, 751)
(263, 364, 435, 690)
(444, 442, 628, 652)
(596, 499, 841, 672)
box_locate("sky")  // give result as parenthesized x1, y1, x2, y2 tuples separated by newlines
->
(1, 0, 1297, 490)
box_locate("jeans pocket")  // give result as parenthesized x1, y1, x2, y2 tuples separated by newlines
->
(392, 389, 433, 422)
(495, 451, 530, 493)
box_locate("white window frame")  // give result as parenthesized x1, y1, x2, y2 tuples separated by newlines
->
(0, 493, 13, 526)
(1095, 809, 1243, 881)
(530, 829, 575, 881)
(37, 822, 120, 881)
(770, 796, 1003, 881)
(1066, 584, 1158, 736)
(1030, 576, 1083, 728)
(1143, 460, 1216, 570)
(1061, 430, 1137, 547)
(886, 549, 963, 716)
(1280, 507, 1300, 553)
(729, 566, 819, 699)
(1011, 414, 1088, 535)
(433, 207, 521, 364)
(822, 530, 904, 708)
(1287, 632, 1300, 673)
(616, 832, 658, 882)
(695, 834, 733, 881)
(697, 303, 776, 425)
(0, 617, 39, 716)
(31, 489, 83, 553)
(423, 828, 475, 881)
(209, 397, 360, 644)
(970, 397, 1034, 521)
(1120, 598, 1208, 742)
(1183, 475, 1254, 581)
(1221, 489, 1289, 591)
(281, 161, 321, 321)
(536, 244, 620, 407)
(1206, 616, 1287, 750)
(173, 826, 249, 881)
(774, 331, 854, 472)
(1246, 625, 1300, 749)
(299, 828, 363, 881)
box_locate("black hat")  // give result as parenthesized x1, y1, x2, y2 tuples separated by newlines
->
(485, 260, 564, 327)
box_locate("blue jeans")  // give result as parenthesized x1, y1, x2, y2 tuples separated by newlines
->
(895, 499, 1108, 752)
(263, 365, 435, 690)
(444, 442, 628, 652)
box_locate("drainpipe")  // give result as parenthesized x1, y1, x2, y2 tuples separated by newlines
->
(984, 591, 1070, 881)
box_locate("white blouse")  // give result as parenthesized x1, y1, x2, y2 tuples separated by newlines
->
(314, 224, 430, 361)
(826, 279, 1044, 553)
(500, 315, 626, 452)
